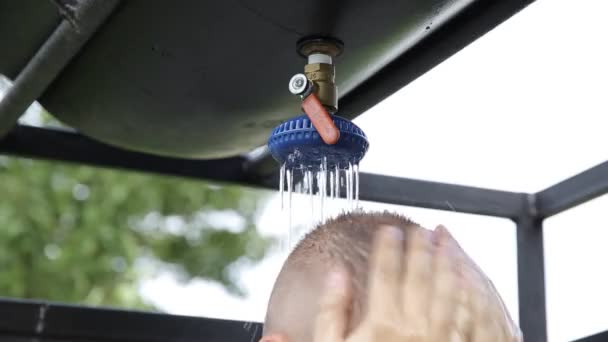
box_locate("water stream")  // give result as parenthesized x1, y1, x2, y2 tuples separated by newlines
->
(279, 162, 361, 250)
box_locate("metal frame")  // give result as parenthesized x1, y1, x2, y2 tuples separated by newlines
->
(0, 298, 263, 342)
(3, 125, 608, 342)
(2, 0, 606, 341)
(572, 331, 608, 342)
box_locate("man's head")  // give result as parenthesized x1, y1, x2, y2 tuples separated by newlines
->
(263, 211, 423, 342)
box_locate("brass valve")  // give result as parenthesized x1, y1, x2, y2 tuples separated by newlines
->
(288, 37, 343, 145)
(296, 37, 343, 113)
(304, 62, 337, 113)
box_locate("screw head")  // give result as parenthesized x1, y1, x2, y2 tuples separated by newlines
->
(289, 74, 308, 95)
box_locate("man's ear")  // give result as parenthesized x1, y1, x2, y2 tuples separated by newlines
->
(260, 333, 288, 342)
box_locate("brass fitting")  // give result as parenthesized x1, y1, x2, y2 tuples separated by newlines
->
(304, 62, 337, 113)
(296, 37, 343, 114)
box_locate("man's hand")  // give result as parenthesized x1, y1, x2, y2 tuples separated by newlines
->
(313, 225, 522, 342)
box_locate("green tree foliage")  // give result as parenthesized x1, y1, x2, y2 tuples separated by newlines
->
(0, 156, 273, 309)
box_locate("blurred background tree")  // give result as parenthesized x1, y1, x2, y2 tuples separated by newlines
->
(0, 99, 273, 309)
(0, 156, 273, 309)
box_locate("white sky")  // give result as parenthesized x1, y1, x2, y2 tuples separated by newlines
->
(3, 0, 605, 341)
(141, 0, 608, 340)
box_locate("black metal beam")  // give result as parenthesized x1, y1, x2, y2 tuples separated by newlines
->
(0, 0, 119, 137)
(0, 298, 263, 342)
(0, 125, 250, 185)
(516, 195, 548, 342)
(338, 0, 535, 116)
(358, 173, 525, 219)
(536, 161, 608, 219)
(0, 125, 526, 219)
(572, 330, 608, 342)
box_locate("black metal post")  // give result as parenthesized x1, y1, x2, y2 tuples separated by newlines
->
(0, 0, 120, 137)
(516, 195, 548, 342)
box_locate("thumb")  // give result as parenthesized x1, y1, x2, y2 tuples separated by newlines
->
(313, 269, 352, 342)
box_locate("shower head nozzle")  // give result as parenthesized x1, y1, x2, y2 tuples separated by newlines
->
(267, 114, 368, 170)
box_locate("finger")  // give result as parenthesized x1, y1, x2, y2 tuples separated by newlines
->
(472, 315, 509, 342)
(469, 282, 490, 342)
(313, 269, 351, 342)
(437, 225, 485, 280)
(437, 227, 489, 299)
(438, 226, 519, 341)
(402, 227, 435, 331)
(367, 225, 404, 320)
(486, 278, 520, 336)
(451, 302, 474, 342)
(470, 282, 510, 342)
(483, 296, 520, 342)
(428, 227, 462, 341)
(435, 226, 476, 341)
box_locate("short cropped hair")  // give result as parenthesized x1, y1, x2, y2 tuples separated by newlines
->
(264, 211, 419, 334)
(291, 211, 416, 300)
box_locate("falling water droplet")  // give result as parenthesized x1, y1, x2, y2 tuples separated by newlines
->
(307, 169, 313, 217)
(346, 163, 352, 208)
(347, 171, 351, 206)
(279, 164, 285, 210)
(286, 169, 293, 248)
(303, 168, 309, 193)
(315, 165, 323, 222)
(354, 164, 360, 209)
(335, 165, 340, 199)
(330, 169, 335, 199)
(320, 158, 327, 222)
(278, 157, 366, 247)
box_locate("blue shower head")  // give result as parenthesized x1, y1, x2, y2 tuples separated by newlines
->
(267, 114, 369, 170)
